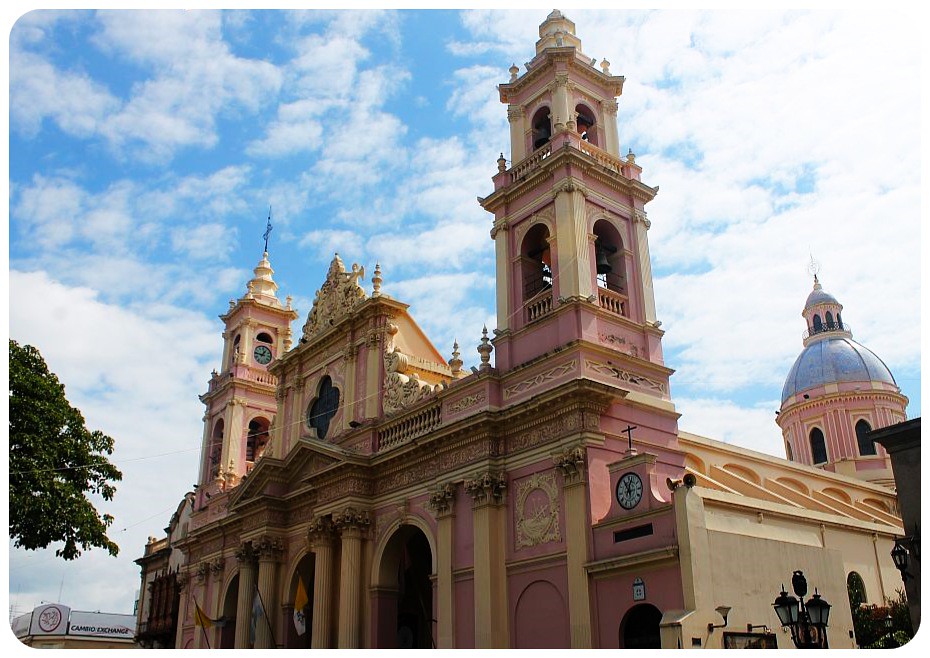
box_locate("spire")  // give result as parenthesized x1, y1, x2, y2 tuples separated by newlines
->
(535, 9, 584, 55)
(246, 251, 281, 306)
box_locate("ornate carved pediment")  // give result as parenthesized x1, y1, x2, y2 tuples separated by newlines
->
(301, 255, 367, 341)
(382, 323, 443, 415)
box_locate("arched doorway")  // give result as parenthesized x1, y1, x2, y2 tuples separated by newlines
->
(219, 574, 238, 648)
(373, 524, 435, 648)
(284, 552, 315, 648)
(620, 603, 662, 649)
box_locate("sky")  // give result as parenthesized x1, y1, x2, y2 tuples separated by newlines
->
(5, 7, 923, 624)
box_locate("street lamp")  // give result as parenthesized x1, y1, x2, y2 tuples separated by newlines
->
(891, 541, 913, 583)
(772, 571, 831, 648)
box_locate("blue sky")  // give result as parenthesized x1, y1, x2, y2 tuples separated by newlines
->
(6, 8, 922, 620)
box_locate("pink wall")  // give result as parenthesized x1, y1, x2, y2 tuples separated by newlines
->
(454, 576, 475, 649)
(510, 571, 571, 648)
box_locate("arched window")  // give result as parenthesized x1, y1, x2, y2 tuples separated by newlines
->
(785, 440, 794, 461)
(847, 571, 867, 607)
(256, 332, 273, 344)
(532, 107, 552, 150)
(575, 104, 597, 146)
(246, 417, 270, 464)
(812, 314, 823, 333)
(521, 224, 552, 301)
(592, 219, 626, 301)
(209, 419, 224, 479)
(825, 311, 835, 329)
(809, 428, 828, 464)
(855, 419, 876, 456)
(837, 313, 844, 329)
(307, 376, 340, 440)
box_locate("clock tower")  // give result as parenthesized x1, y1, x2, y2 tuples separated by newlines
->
(196, 250, 298, 503)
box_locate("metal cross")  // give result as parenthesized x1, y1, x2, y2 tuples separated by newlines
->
(622, 425, 638, 453)
(263, 207, 273, 253)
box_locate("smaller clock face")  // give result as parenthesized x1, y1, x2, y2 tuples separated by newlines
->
(253, 345, 273, 365)
(616, 472, 644, 510)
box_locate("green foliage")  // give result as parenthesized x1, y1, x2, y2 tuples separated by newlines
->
(850, 589, 913, 649)
(9, 339, 122, 559)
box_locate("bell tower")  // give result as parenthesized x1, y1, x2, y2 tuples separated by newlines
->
(480, 10, 664, 375)
(196, 250, 298, 502)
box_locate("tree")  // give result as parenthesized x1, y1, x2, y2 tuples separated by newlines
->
(850, 589, 913, 648)
(9, 339, 122, 559)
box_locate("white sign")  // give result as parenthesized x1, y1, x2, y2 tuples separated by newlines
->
(28, 604, 70, 636)
(632, 577, 646, 601)
(68, 611, 136, 639)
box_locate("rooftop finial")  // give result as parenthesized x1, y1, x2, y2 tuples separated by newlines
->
(263, 206, 274, 254)
(807, 253, 820, 286)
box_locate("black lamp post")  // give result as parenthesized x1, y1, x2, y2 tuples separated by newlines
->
(891, 540, 912, 583)
(772, 571, 831, 648)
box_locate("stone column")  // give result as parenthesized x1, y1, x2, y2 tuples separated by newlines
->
(365, 331, 382, 418)
(192, 563, 210, 649)
(234, 544, 257, 649)
(197, 413, 212, 486)
(290, 381, 302, 447)
(491, 223, 511, 331)
(254, 536, 284, 649)
(553, 181, 593, 300)
(633, 211, 657, 324)
(601, 99, 620, 157)
(553, 445, 593, 648)
(508, 105, 526, 163)
(428, 483, 457, 648)
(309, 517, 336, 649)
(221, 397, 247, 482)
(343, 343, 358, 431)
(465, 471, 509, 648)
(334, 506, 370, 648)
(552, 74, 571, 132)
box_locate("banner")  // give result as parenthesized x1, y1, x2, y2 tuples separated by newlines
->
(293, 576, 309, 636)
(194, 601, 214, 629)
(250, 589, 263, 646)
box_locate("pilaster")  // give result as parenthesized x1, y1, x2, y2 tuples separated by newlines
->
(428, 483, 457, 648)
(343, 341, 359, 430)
(553, 180, 593, 300)
(633, 210, 657, 324)
(365, 331, 382, 418)
(234, 544, 257, 649)
(508, 105, 526, 162)
(334, 506, 370, 648)
(465, 471, 509, 648)
(254, 535, 284, 649)
(553, 445, 593, 648)
(492, 223, 511, 331)
(308, 517, 336, 649)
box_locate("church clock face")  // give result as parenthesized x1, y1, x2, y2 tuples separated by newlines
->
(253, 345, 273, 365)
(616, 472, 643, 510)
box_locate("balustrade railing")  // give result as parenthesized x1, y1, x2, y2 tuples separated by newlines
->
(378, 401, 442, 452)
(580, 141, 625, 175)
(525, 292, 554, 323)
(803, 323, 851, 340)
(597, 287, 627, 317)
(511, 142, 552, 180)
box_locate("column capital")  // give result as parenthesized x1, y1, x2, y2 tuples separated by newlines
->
(333, 506, 371, 538)
(464, 471, 507, 507)
(634, 210, 651, 229)
(552, 444, 587, 486)
(255, 534, 285, 561)
(210, 557, 225, 578)
(552, 178, 588, 200)
(307, 515, 336, 547)
(235, 543, 256, 564)
(428, 482, 457, 517)
(601, 99, 619, 116)
(195, 561, 210, 582)
(507, 105, 525, 122)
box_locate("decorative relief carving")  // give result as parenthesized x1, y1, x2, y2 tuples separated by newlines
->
(448, 391, 485, 414)
(514, 206, 555, 246)
(176, 572, 189, 591)
(507, 106, 525, 122)
(515, 471, 561, 549)
(427, 482, 457, 516)
(317, 476, 371, 503)
(508, 411, 581, 453)
(438, 440, 497, 472)
(551, 179, 587, 198)
(195, 562, 209, 582)
(255, 535, 285, 560)
(599, 333, 625, 346)
(584, 359, 666, 393)
(301, 254, 367, 341)
(601, 99, 619, 115)
(235, 543, 256, 564)
(210, 557, 225, 576)
(633, 210, 651, 229)
(382, 323, 443, 415)
(504, 360, 577, 399)
(552, 444, 587, 484)
(464, 471, 507, 506)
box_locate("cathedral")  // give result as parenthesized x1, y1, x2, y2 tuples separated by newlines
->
(134, 11, 910, 650)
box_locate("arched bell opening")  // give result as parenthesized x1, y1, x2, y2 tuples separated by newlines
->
(521, 223, 553, 303)
(208, 419, 224, 480)
(592, 219, 626, 297)
(619, 603, 662, 649)
(575, 104, 597, 146)
(220, 573, 239, 648)
(284, 553, 315, 648)
(246, 416, 271, 470)
(532, 106, 552, 151)
(372, 524, 435, 649)
(812, 314, 823, 333)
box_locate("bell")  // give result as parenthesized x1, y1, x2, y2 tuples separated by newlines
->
(595, 246, 612, 274)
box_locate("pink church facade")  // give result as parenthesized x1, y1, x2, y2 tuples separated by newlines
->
(136, 11, 910, 650)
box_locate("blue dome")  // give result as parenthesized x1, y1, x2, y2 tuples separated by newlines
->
(805, 287, 839, 309)
(781, 336, 897, 404)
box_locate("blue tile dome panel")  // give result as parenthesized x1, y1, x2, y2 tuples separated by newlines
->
(781, 337, 897, 404)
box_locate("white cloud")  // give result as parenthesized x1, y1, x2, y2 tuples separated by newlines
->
(675, 397, 785, 458)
